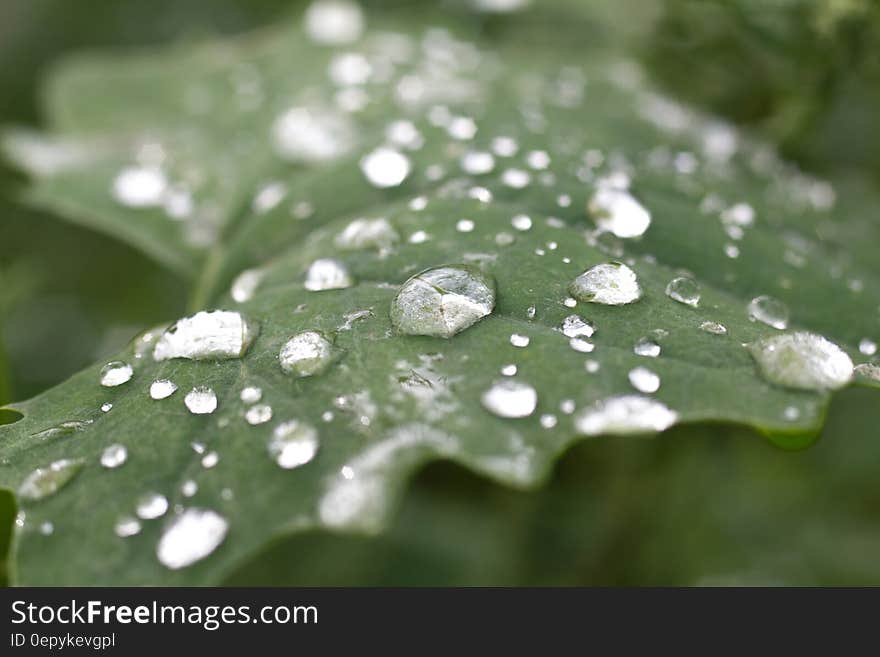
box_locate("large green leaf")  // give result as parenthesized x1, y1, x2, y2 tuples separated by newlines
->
(1, 1, 878, 585)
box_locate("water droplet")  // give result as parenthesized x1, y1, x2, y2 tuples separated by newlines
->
(633, 336, 661, 357)
(153, 311, 256, 361)
(305, 258, 354, 291)
(575, 395, 677, 436)
(747, 295, 789, 330)
(184, 387, 218, 415)
(456, 218, 475, 233)
(201, 451, 219, 469)
(665, 276, 700, 307)
(501, 168, 531, 188)
(854, 363, 880, 383)
(390, 265, 495, 338)
(100, 361, 133, 387)
(240, 386, 262, 404)
(272, 106, 354, 162)
(700, 321, 727, 336)
(570, 263, 641, 305)
(115, 516, 142, 538)
(100, 402, 113, 413)
(245, 404, 273, 426)
(540, 414, 557, 428)
(588, 179, 651, 238)
(859, 338, 877, 356)
(150, 379, 178, 400)
(39, 521, 54, 536)
(561, 315, 595, 338)
(511, 214, 532, 231)
(135, 496, 170, 525)
(460, 151, 495, 175)
(112, 166, 167, 207)
(748, 332, 853, 390)
(526, 150, 550, 170)
(628, 367, 660, 393)
(279, 331, 334, 377)
(100, 444, 128, 469)
(31, 420, 93, 440)
(481, 380, 538, 418)
(18, 458, 84, 501)
(360, 147, 411, 188)
(269, 420, 320, 469)
(510, 333, 530, 347)
(335, 217, 399, 251)
(303, 0, 364, 45)
(500, 364, 517, 376)
(157, 508, 228, 570)
(569, 337, 594, 353)
(181, 480, 198, 497)
(230, 269, 263, 303)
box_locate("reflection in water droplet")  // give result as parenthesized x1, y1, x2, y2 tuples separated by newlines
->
(335, 217, 399, 251)
(115, 516, 142, 538)
(575, 395, 678, 436)
(699, 321, 727, 336)
(628, 367, 660, 393)
(560, 315, 595, 338)
(269, 420, 320, 469)
(748, 332, 853, 391)
(634, 336, 661, 357)
(112, 167, 167, 207)
(157, 508, 228, 570)
(481, 380, 538, 418)
(360, 147, 411, 188)
(303, 0, 364, 45)
(18, 458, 84, 501)
(665, 277, 701, 307)
(390, 265, 495, 338)
(569, 263, 642, 305)
(748, 295, 789, 330)
(100, 444, 128, 469)
(100, 361, 133, 387)
(589, 178, 651, 238)
(184, 387, 218, 415)
(279, 331, 334, 377)
(136, 493, 169, 520)
(150, 379, 178, 400)
(153, 311, 256, 361)
(304, 258, 354, 291)
(230, 269, 263, 303)
(245, 404, 273, 426)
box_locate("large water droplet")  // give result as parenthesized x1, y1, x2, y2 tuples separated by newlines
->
(100, 444, 128, 469)
(156, 508, 228, 570)
(303, 0, 364, 45)
(360, 147, 411, 188)
(136, 493, 169, 520)
(748, 332, 853, 390)
(100, 361, 133, 387)
(575, 395, 678, 436)
(272, 107, 354, 162)
(588, 178, 651, 238)
(184, 387, 218, 415)
(665, 276, 700, 307)
(747, 295, 789, 330)
(304, 258, 354, 291)
(390, 265, 495, 338)
(481, 380, 538, 418)
(153, 311, 256, 361)
(628, 367, 660, 393)
(150, 379, 178, 400)
(269, 420, 320, 469)
(279, 331, 334, 377)
(569, 262, 642, 305)
(18, 458, 84, 501)
(335, 217, 399, 251)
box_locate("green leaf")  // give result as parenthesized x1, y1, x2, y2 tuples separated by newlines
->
(1, 2, 878, 585)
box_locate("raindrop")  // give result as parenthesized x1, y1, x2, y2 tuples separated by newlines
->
(136, 493, 169, 520)
(245, 404, 273, 426)
(157, 508, 228, 570)
(100, 444, 128, 469)
(510, 333, 530, 347)
(305, 258, 355, 291)
(184, 387, 218, 415)
(269, 420, 320, 469)
(31, 420, 93, 440)
(585, 360, 600, 373)
(481, 380, 538, 418)
(634, 336, 661, 357)
(182, 480, 198, 497)
(112, 166, 167, 207)
(748, 332, 853, 390)
(747, 295, 789, 330)
(100, 403, 113, 413)
(501, 168, 531, 188)
(560, 315, 595, 338)
(456, 219, 475, 233)
(272, 107, 354, 163)
(230, 269, 263, 303)
(153, 310, 256, 361)
(540, 414, 557, 428)
(570, 262, 642, 305)
(115, 516, 142, 538)
(500, 364, 517, 376)
(150, 379, 178, 400)
(201, 451, 219, 469)
(240, 386, 262, 404)
(575, 395, 678, 436)
(360, 147, 411, 188)
(511, 214, 532, 231)
(665, 276, 700, 307)
(335, 217, 399, 251)
(699, 321, 727, 336)
(279, 331, 334, 377)
(859, 338, 877, 356)
(569, 338, 594, 353)
(390, 265, 495, 338)
(100, 361, 133, 387)
(628, 367, 660, 393)
(460, 151, 495, 175)
(588, 178, 651, 238)
(303, 0, 364, 45)
(18, 459, 84, 501)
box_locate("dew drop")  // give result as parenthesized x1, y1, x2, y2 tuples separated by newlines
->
(510, 333, 530, 347)
(569, 338, 594, 353)
(305, 258, 354, 291)
(360, 147, 411, 188)
(570, 263, 642, 305)
(240, 386, 262, 404)
(481, 380, 538, 418)
(588, 179, 651, 238)
(100, 361, 133, 387)
(561, 315, 595, 338)
(665, 276, 701, 307)
(100, 402, 113, 413)
(859, 338, 877, 356)
(269, 420, 320, 469)
(303, 0, 364, 45)
(575, 395, 677, 436)
(201, 451, 219, 469)
(699, 321, 727, 336)
(747, 295, 790, 330)
(100, 444, 128, 469)
(184, 387, 218, 415)
(511, 214, 532, 231)
(460, 151, 495, 175)
(245, 404, 273, 426)
(18, 458, 84, 501)
(633, 336, 661, 358)
(540, 414, 558, 428)
(279, 331, 334, 377)
(628, 367, 660, 393)
(272, 107, 354, 163)
(501, 168, 530, 189)
(157, 508, 228, 570)
(136, 493, 169, 520)
(456, 218, 475, 233)
(230, 268, 263, 303)
(390, 265, 495, 338)
(335, 217, 399, 251)
(748, 332, 853, 390)
(500, 364, 517, 376)
(150, 379, 178, 400)
(153, 310, 256, 361)
(115, 516, 142, 538)
(112, 166, 167, 208)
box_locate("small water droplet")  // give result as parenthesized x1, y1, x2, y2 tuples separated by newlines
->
(136, 493, 169, 520)
(665, 276, 701, 307)
(561, 315, 595, 338)
(699, 321, 727, 335)
(157, 508, 228, 570)
(390, 265, 495, 338)
(153, 311, 256, 361)
(859, 338, 877, 356)
(39, 521, 54, 536)
(112, 166, 167, 207)
(201, 451, 219, 468)
(500, 364, 517, 376)
(100, 361, 133, 387)
(511, 214, 532, 231)
(100, 402, 113, 413)
(456, 218, 475, 232)
(481, 380, 538, 418)
(150, 379, 178, 400)
(747, 295, 789, 330)
(540, 414, 558, 428)
(230, 268, 263, 303)
(569, 337, 594, 352)
(588, 178, 651, 238)
(569, 262, 642, 305)
(240, 386, 262, 404)
(628, 367, 660, 393)
(360, 147, 411, 188)
(510, 333, 530, 347)
(501, 168, 531, 188)
(272, 106, 354, 162)
(303, 0, 364, 45)
(279, 331, 334, 377)
(18, 458, 84, 501)
(305, 258, 355, 291)
(184, 387, 218, 415)
(460, 150, 495, 175)
(245, 404, 273, 426)
(269, 420, 320, 469)
(585, 359, 600, 373)
(575, 395, 677, 436)
(181, 480, 198, 497)
(748, 332, 853, 390)
(100, 444, 128, 469)
(335, 217, 399, 251)
(115, 515, 142, 538)
(633, 337, 661, 358)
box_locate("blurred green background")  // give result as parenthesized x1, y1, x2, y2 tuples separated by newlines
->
(1, 0, 878, 585)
